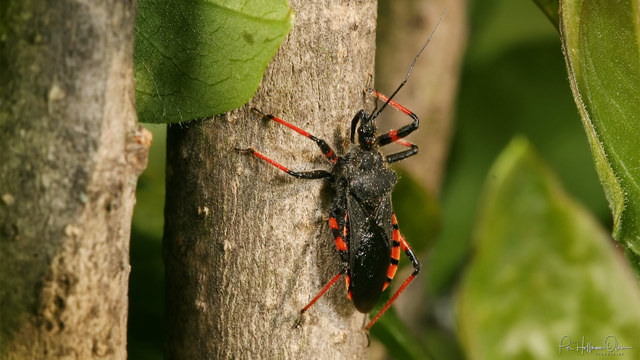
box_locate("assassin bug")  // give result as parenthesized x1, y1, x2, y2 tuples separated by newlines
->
(236, 11, 446, 330)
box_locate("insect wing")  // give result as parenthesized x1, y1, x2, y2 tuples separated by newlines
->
(346, 193, 393, 313)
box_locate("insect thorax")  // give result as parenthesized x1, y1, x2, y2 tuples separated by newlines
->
(335, 146, 396, 211)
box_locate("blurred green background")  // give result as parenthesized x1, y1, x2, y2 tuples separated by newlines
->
(128, 0, 639, 359)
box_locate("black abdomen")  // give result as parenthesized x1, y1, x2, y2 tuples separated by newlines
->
(349, 221, 391, 313)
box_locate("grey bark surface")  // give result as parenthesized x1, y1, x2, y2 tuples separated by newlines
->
(163, 1, 377, 359)
(0, 0, 148, 359)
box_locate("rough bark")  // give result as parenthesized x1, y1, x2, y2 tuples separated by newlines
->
(163, 1, 377, 359)
(0, 1, 148, 359)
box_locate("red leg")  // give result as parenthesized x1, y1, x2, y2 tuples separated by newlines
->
(235, 147, 331, 179)
(252, 108, 338, 164)
(299, 270, 344, 314)
(298, 215, 350, 317)
(365, 89, 419, 147)
(365, 214, 421, 331)
(395, 139, 414, 147)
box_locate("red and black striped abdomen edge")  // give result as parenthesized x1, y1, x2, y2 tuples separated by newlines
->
(329, 214, 353, 300)
(382, 214, 402, 291)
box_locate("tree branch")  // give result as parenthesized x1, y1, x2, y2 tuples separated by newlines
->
(164, 1, 378, 358)
(0, 0, 148, 358)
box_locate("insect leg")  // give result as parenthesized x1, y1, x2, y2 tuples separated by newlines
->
(365, 214, 421, 331)
(252, 108, 338, 164)
(298, 269, 345, 316)
(365, 89, 420, 146)
(235, 147, 331, 179)
(385, 139, 419, 164)
(297, 213, 350, 320)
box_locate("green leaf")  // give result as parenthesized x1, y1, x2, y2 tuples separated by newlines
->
(428, 34, 608, 295)
(532, 0, 559, 29)
(134, 0, 294, 124)
(560, 0, 640, 272)
(457, 137, 640, 359)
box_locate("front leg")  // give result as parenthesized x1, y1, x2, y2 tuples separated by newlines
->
(252, 108, 338, 164)
(365, 88, 419, 146)
(235, 147, 331, 179)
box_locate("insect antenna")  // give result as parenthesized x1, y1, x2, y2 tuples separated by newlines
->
(369, 9, 447, 122)
(366, 74, 380, 116)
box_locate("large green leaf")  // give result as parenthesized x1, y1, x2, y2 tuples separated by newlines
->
(559, 0, 640, 272)
(458, 138, 640, 360)
(135, 0, 294, 123)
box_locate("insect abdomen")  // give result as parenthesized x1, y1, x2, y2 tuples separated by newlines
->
(349, 223, 392, 313)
